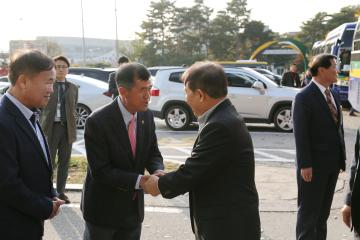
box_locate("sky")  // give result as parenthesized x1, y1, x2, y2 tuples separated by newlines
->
(1, 0, 359, 52)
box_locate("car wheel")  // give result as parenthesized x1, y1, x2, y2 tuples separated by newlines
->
(164, 105, 191, 131)
(76, 104, 91, 129)
(273, 106, 293, 132)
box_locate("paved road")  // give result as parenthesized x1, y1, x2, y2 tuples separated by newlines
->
(44, 114, 360, 239)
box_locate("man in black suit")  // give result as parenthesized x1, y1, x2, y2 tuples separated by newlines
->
(282, 63, 301, 88)
(108, 56, 129, 99)
(293, 54, 346, 240)
(0, 50, 64, 239)
(81, 63, 164, 240)
(144, 62, 261, 240)
(341, 128, 360, 239)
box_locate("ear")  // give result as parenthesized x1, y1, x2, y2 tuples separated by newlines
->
(17, 74, 28, 89)
(118, 86, 127, 97)
(197, 89, 206, 102)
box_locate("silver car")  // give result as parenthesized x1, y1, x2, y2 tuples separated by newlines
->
(149, 67, 300, 132)
(0, 74, 112, 128)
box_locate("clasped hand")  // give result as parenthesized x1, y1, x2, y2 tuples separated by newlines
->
(140, 170, 166, 197)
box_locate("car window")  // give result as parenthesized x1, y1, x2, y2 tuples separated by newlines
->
(226, 73, 255, 88)
(169, 72, 184, 83)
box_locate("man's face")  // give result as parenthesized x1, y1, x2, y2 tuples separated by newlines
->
(23, 68, 56, 108)
(184, 82, 201, 117)
(120, 79, 152, 113)
(55, 60, 69, 80)
(290, 65, 297, 72)
(320, 58, 338, 85)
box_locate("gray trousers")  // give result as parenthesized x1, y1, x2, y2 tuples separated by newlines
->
(83, 221, 141, 240)
(48, 122, 72, 194)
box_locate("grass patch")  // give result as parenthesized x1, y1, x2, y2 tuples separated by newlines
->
(65, 155, 180, 184)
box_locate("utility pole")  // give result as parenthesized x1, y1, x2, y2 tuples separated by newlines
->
(114, 0, 119, 62)
(81, 0, 86, 66)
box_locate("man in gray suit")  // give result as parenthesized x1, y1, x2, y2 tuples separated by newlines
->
(40, 55, 78, 204)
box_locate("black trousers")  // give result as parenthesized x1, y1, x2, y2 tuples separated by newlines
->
(83, 221, 141, 240)
(296, 169, 339, 240)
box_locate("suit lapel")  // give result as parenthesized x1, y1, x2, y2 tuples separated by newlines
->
(109, 100, 135, 165)
(6, 103, 51, 170)
(311, 83, 338, 127)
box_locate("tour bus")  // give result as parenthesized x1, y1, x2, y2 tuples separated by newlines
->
(348, 18, 360, 110)
(312, 22, 356, 104)
(216, 60, 269, 69)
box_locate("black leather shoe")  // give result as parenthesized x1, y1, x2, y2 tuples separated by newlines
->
(58, 193, 71, 204)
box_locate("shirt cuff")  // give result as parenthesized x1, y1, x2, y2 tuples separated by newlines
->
(135, 175, 142, 189)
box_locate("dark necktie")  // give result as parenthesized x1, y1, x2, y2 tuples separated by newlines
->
(324, 89, 338, 125)
(30, 110, 40, 129)
(58, 82, 66, 123)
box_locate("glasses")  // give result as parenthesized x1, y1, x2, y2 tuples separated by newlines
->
(55, 65, 68, 69)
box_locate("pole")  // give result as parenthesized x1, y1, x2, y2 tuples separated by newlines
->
(81, 0, 86, 66)
(114, 0, 119, 62)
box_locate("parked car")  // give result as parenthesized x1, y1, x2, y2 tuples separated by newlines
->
(149, 67, 300, 132)
(0, 76, 9, 82)
(148, 66, 184, 77)
(252, 68, 282, 85)
(69, 67, 116, 83)
(0, 74, 112, 129)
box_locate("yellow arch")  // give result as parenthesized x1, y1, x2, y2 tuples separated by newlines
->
(250, 41, 277, 60)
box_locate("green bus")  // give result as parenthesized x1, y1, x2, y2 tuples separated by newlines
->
(348, 18, 360, 110)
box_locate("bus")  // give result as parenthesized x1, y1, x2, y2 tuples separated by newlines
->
(348, 18, 360, 110)
(216, 60, 269, 69)
(311, 22, 356, 104)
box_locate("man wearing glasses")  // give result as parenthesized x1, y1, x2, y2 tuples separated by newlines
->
(40, 55, 78, 204)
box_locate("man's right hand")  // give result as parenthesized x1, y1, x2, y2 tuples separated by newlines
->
(301, 167, 312, 182)
(341, 205, 351, 228)
(49, 198, 65, 219)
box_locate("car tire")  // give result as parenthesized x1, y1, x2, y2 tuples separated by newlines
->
(273, 106, 293, 132)
(76, 104, 91, 129)
(164, 105, 191, 131)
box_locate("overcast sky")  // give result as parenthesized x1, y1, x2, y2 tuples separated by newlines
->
(1, 0, 359, 51)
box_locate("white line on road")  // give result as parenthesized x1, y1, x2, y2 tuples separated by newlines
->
(63, 204, 184, 213)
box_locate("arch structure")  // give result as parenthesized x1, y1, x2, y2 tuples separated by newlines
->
(250, 39, 309, 69)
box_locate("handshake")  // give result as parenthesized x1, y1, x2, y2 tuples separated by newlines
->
(140, 170, 166, 197)
(139, 170, 167, 197)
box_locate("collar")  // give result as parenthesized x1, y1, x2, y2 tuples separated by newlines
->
(198, 98, 227, 132)
(5, 92, 37, 121)
(312, 79, 328, 93)
(117, 97, 137, 127)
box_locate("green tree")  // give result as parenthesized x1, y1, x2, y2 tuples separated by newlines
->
(327, 5, 360, 31)
(137, 0, 176, 66)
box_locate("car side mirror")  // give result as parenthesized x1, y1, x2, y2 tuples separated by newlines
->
(252, 81, 265, 94)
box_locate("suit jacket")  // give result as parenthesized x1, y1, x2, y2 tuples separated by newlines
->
(0, 96, 56, 239)
(346, 128, 360, 233)
(282, 71, 301, 88)
(108, 72, 119, 99)
(293, 81, 346, 174)
(81, 99, 164, 228)
(40, 80, 78, 144)
(158, 99, 260, 240)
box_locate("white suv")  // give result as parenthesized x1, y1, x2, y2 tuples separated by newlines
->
(149, 67, 300, 132)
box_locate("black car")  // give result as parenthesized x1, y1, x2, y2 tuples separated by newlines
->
(68, 67, 115, 83)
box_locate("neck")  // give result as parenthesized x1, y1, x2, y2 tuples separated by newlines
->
(313, 77, 330, 88)
(120, 97, 135, 114)
(8, 87, 32, 109)
(199, 97, 225, 116)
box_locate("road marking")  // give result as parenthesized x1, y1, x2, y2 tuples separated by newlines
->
(63, 204, 184, 213)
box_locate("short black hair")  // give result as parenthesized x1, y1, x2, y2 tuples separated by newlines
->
(115, 63, 150, 89)
(9, 50, 54, 86)
(53, 55, 70, 67)
(309, 54, 337, 77)
(118, 56, 129, 65)
(182, 62, 227, 98)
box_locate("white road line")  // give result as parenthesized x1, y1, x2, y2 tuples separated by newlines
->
(63, 204, 184, 213)
(255, 150, 293, 163)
